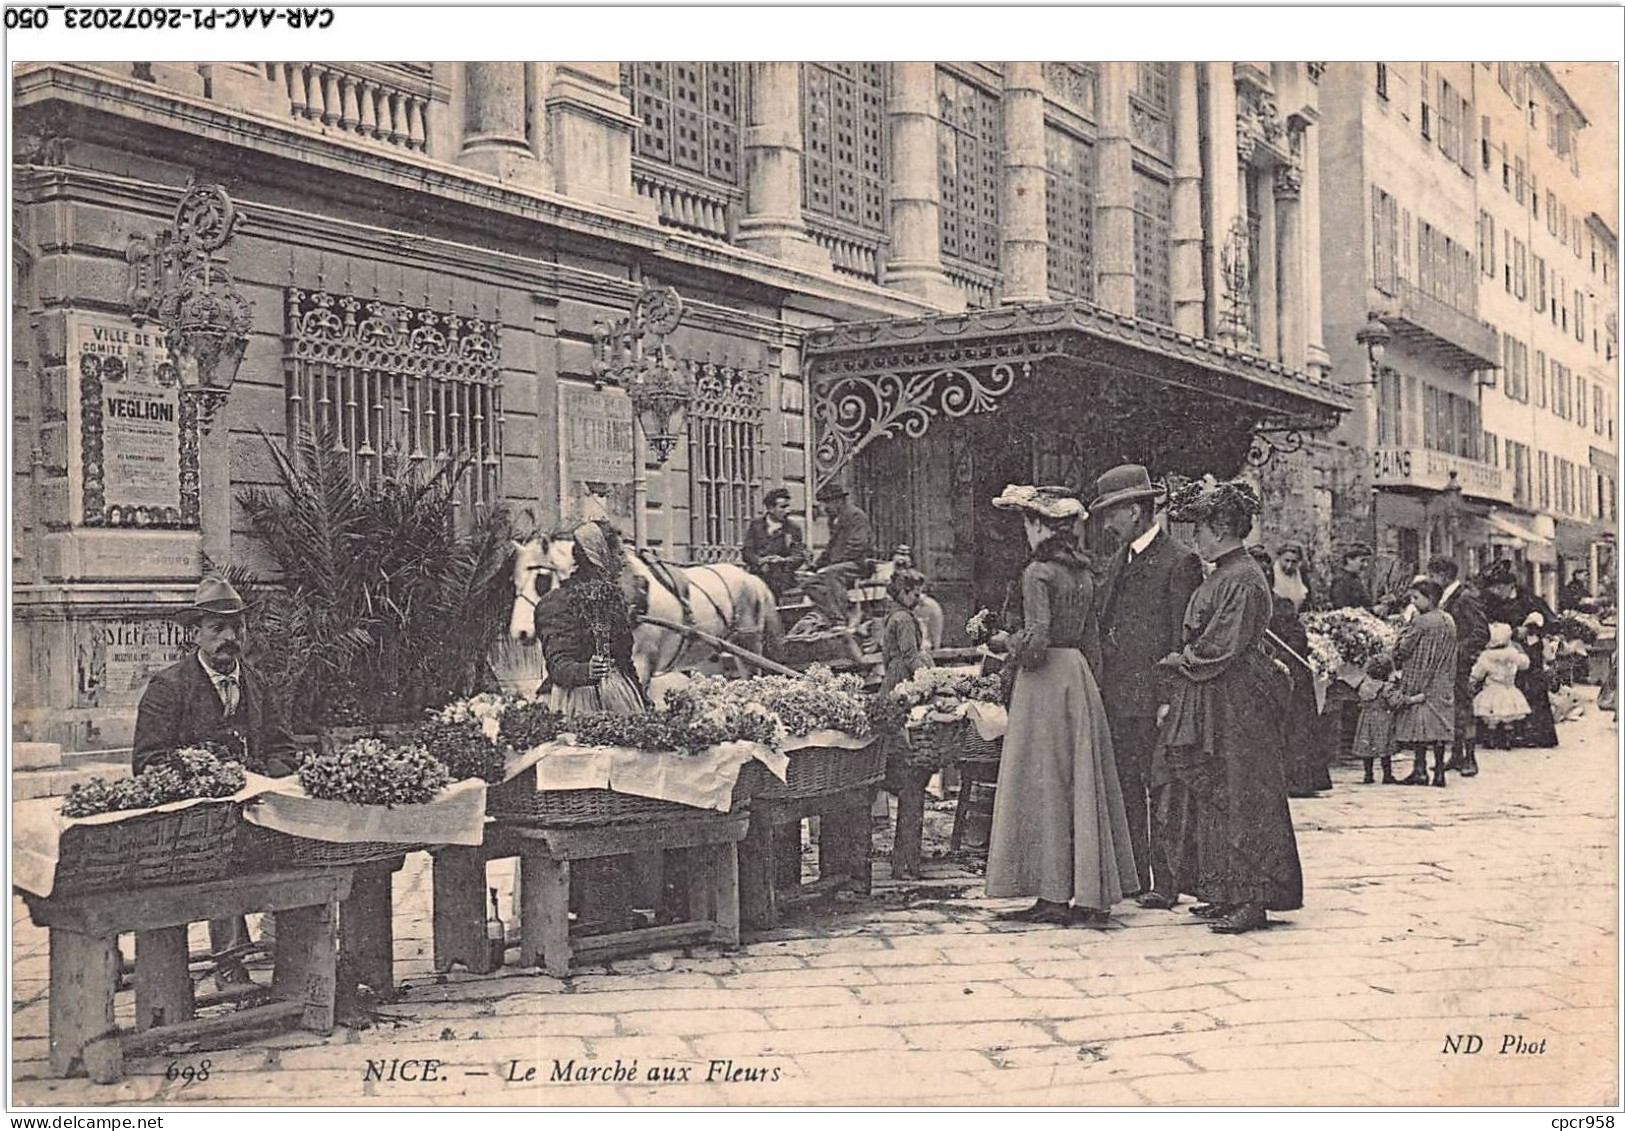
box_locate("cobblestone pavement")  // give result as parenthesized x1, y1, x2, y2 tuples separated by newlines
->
(12, 692, 1618, 1108)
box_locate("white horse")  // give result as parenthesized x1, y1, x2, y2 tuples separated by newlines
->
(509, 531, 784, 687)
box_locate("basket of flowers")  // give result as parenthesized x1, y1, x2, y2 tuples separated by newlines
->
(1300, 608, 1400, 684)
(678, 667, 881, 800)
(890, 667, 1007, 771)
(237, 737, 486, 868)
(32, 745, 252, 898)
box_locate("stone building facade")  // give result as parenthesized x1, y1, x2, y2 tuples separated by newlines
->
(11, 62, 1350, 751)
(1317, 62, 1617, 607)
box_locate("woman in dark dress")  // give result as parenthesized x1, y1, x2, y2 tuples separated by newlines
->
(534, 522, 648, 719)
(1478, 560, 1559, 748)
(1249, 546, 1327, 797)
(1156, 480, 1303, 935)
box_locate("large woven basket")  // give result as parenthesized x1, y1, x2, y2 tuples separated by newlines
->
(53, 801, 243, 897)
(235, 824, 419, 870)
(487, 765, 749, 826)
(739, 741, 885, 801)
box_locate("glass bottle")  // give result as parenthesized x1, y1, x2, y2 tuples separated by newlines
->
(486, 887, 506, 970)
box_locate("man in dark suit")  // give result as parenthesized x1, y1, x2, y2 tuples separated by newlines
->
(1429, 556, 1490, 778)
(740, 486, 807, 598)
(800, 481, 877, 629)
(133, 576, 301, 985)
(1091, 464, 1204, 909)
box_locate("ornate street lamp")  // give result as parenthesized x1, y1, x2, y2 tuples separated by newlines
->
(128, 183, 254, 432)
(590, 283, 696, 463)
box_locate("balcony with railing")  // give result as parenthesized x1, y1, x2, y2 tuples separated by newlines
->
(263, 63, 444, 155)
(631, 159, 739, 242)
(805, 218, 886, 284)
(1381, 278, 1501, 371)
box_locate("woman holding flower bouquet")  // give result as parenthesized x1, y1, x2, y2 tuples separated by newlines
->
(1155, 478, 1303, 935)
(534, 522, 649, 720)
(983, 485, 1137, 929)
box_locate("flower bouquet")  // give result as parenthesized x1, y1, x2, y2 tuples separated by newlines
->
(1301, 607, 1399, 683)
(964, 608, 999, 647)
(408, 695, 564, 784)
(61, 744, 247, 818)
(673, 665, 874, 741)
(1553, 611, 1603, 645)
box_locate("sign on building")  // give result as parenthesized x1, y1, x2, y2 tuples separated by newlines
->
(74, 617, 192, 709)
(559, 383, 635, 524)
(66, 312, 199, 528)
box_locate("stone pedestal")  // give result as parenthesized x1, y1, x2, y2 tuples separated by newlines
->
(885, 63, 962, 310)
(738, 63, 828, 269)
(546, 64, 655, 219)
(1000, 63, 1048, 304)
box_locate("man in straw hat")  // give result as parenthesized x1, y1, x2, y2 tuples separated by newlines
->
(133, 575, 301, 986)
(1091, 464, 1204, 909)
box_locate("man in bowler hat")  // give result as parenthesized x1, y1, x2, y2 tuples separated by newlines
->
(800, 481, 877, 630)
(134, 576, 302, 984)
(1091, 465, 1204, 907)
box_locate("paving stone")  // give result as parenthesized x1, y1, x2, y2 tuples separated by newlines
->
(899, 1020, 1055, 1051)
(853, 981, 1017, 1005)
(1217, 975, 1381, 1001)
(1051, 1010, 1220, 1044)
(691, 1026, 908, 1058)
(724, 965, 881, 989)
(1125, 982, 1244, 1012)
(617, 1008, 771, 1036)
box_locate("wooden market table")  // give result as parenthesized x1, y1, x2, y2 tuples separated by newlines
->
(432, 811, 749, 978)
(19, 867, 358, 1084)
(738, 782, 876, 929)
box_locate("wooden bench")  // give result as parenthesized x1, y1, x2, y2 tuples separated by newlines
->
(432, 812, 748, 978)
(738, 783, 875, 929)
(20, 868, 357, 1083)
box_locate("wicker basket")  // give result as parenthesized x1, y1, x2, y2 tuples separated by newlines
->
(901, 718, 1002, 770)
(235, 824, 419, 870)
(487, 765, 749, 826)
(53, 801, 243, 897)
(739, 741, 885, 801)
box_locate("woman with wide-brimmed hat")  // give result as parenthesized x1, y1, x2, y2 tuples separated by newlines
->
(982, 485, 1137, 928)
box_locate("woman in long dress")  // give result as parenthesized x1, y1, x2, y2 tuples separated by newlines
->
(985, 485, 1137, 928)
(533, 521, 648, 720)
(1156, 479, 1303, 935)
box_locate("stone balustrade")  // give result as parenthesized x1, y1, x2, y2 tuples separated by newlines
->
(632, 160, 737, 240)
(265, 63, 438, 153)
(942, 260, 1000, 309)
(807, 220, 885, 284)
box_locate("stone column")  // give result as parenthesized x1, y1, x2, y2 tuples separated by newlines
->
(1000, 62, 1048, 304)
(1171, 63, 1206, 336)
(886, 63, 962, 310)
(1275, 154, 1306, 371)
(544, 63, 655, 217)
(1202, 64, 1243, 345)
(1094, 63, 1136, 315)
(737, 63, 828, 269)
(1255, 164, 1278, 362)
(1301, 117, 1331, 379)
(457, 62, 536, 184)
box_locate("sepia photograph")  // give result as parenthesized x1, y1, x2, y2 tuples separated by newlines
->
(6, 6, 1621, 1115)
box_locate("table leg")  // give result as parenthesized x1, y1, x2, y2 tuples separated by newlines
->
(48, 928, 120, 1078)
(340, 862, 396, 1003)
(739, 808, 779, 930)
(271, 899, 339, 1034)
(133, 925, 194, 1031)
(520, 849, 571, 977)
(432, 846, 491, 975)
(892, 768, 931, 880)
(712, 842, 741, 946)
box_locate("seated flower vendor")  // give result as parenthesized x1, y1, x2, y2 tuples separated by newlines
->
(797, 481, 877, 632)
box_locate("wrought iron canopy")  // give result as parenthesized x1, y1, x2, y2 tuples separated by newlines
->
(804, 299, 1355, 488)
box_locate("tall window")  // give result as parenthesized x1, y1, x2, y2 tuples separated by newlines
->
(622, 63, 741, 185)
(801, 63, 888, 276)
(1131, 64, 1174, 324)
(1478, 210, 1496, 277)
(1372, 185, 1400, 294)
(1045, 126, 1096, 300)
(686, 364, 764, 563)
(936, 68, 1003, 273)
(284, 288, 503, 507)
(1577, 375, 1589, 429)
(1377, 365, 1406, 445)
(1539, 451, 1552, 511)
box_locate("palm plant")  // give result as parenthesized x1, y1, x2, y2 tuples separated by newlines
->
(238, 428, 514, 730)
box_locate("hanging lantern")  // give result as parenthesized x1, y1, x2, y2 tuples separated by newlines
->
(590, 283, 696, 466)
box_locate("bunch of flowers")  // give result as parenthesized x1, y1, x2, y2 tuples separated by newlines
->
(437, 693, 516, 743)
(498, 700, 564, 753)
(1301, 607, 1399, 681)
(408, 716, 506, 783)
(1553, 611, 1603, 644)
(891, 666, 1004, 711)
(964, 608, 998, 646)
(568, 711, 684, 753)
(298, 737, 451, 807)
(669, 665, 873, 739)
(61, 745, 247, 818)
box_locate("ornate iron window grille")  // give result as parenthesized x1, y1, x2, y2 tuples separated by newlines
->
(1045, 124, 1097, 302)
(687, 362, 765, 563)
(283, 288, 503, 508)
(801, 63, 889, 282)
(622, 62, 743, 240)
(936, 67, 1003, 281)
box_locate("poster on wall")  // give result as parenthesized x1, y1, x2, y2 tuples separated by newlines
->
(67, 311, 199, 528)
(73, 617, 192, 709)
(559, 382, 635, 528)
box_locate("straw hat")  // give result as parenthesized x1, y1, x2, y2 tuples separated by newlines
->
(991, 484, 1086, 521)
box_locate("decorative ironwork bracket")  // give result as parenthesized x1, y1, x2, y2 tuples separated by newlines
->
(1245, 413, 1328, 467)
(812, 359, 1029, 491)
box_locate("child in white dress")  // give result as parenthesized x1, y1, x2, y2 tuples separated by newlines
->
(1472, 622, 1532, 749)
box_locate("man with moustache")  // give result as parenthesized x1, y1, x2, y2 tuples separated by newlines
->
(133, 576, 301, 985)
(1091, 465, 1204, 909)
